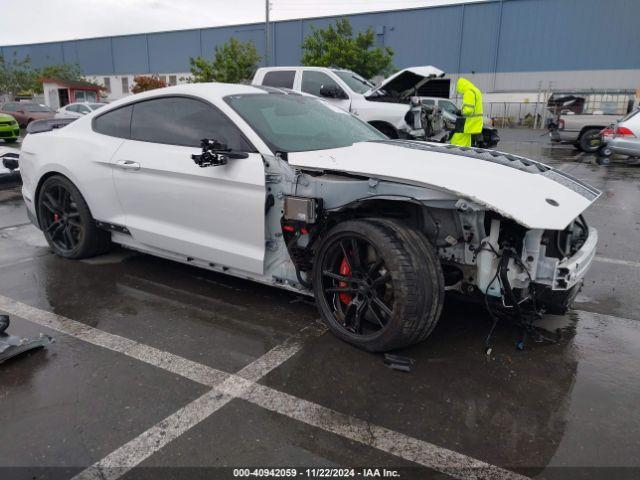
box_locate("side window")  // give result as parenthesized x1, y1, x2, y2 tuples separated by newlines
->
(93, 105, 133, 138)
(262, 70, 295, 89)
(301, 71, 341, 97)
(78, 105, 91, 114)
(421, 99, 435, 106)
(439, 100, 458, 115)
(3, 103, 17, 112)
(130, 96, 251, 150)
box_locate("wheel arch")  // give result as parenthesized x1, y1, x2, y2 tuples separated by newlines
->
(34, 170, 88, 228)
(368, 121, 399, 139)
(578, 125, 605, 137)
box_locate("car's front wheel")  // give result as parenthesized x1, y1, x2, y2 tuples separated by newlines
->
(37, 175, 112, 259)
(313, 218, 444, 352)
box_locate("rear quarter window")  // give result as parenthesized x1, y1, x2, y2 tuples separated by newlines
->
(93, 105, 133, 138)
(262, 70, 296, 89)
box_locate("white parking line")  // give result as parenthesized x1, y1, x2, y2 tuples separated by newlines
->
(594, 256, 640, 269)
(0, 294, 526, 480)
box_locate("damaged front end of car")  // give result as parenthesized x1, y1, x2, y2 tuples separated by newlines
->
(283, 140, 601, 322)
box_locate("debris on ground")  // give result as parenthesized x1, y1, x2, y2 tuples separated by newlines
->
(0, 315, 54, 364)
(383, 353, 415, 372)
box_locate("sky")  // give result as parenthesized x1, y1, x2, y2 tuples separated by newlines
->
(0, 0, 485, 46)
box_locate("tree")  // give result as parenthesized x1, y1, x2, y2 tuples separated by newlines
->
(131, 75, 166, 93)
(301, 18, 394, 79)
(0, 54, 36, 99)
(190, 37, 261, 84)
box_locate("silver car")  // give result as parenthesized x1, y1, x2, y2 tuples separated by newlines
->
(599, 109, 640, 164)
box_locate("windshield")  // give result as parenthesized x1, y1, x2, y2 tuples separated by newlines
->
(332, 70, 374, 94)
(23, 104, 53, 112)
(225, 93, 384, 153)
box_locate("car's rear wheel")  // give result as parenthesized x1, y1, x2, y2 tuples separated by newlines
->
(313, 218, 444, 352)
(37, 175, 111, 259)
(578, 128, 602, 153)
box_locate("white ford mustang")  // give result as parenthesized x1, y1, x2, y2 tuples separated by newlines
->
(19, 83, 600, 351)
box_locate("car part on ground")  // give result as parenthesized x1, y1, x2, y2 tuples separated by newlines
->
(18, 83, 600, 352)
(0, 315, 54, 364)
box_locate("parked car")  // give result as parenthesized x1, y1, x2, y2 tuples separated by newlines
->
(55, 102, 107, 119)
(20, 84, 599, 352)
(420, 96, 500, 148)
(0, 113, 20, 143)
(0, 102, 55, 128)
(548, 111, 621, 153)
(598, 109, 640, 164)
(253, 65, 449, 142)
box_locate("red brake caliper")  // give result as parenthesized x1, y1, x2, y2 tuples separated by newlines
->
(338, 257, 353, 305)
(54, 213, 60, 222)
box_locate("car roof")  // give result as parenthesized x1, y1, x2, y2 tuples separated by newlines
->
(102, 82, 268, 111)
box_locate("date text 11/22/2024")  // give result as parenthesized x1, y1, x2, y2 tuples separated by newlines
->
(233, 468, 401, 478)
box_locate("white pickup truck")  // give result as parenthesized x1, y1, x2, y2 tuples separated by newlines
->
(252, 65, 449, 142)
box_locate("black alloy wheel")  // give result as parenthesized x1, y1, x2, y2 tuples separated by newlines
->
(313, 219, 444, 352)
(37, 175, 111, 259)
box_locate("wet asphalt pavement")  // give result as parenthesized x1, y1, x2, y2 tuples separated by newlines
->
(1, 131, 639, 480)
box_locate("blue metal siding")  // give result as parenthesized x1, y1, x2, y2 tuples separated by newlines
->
(2, 0, 639, 77)
(383, 6, 463, 72)
(74, 38, 113, 75)
(459, 2, 501, 73)
(497, 0, 640, 72)
(112, 35, 149, 74)
(147, 29, 200, 73)
(273, 20, 302, 65)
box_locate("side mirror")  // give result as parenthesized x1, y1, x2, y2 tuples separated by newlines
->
(191, 139, 247, 168)
(319, 84, 346, 99)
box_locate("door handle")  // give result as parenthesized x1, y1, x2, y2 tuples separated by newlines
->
(116, 160, 140, 171)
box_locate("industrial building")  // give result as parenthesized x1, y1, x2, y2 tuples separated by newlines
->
(1, 0, 638, 107)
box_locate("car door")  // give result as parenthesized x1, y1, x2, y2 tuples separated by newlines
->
(300, 71, 351, 112)
(112, 96, 267, 274)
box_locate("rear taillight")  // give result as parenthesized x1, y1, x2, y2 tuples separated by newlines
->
(615, 126, 636, 137)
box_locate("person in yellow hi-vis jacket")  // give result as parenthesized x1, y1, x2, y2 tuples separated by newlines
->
(449, 77, 483, 147)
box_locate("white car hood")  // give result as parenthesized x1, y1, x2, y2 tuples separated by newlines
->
(288, 140, 600, 230)
(365, 66, 445, 98)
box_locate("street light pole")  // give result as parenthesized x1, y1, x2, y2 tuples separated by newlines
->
(265, 0, 270, 66)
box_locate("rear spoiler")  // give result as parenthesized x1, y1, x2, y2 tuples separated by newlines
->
(26, 117, 76, 134)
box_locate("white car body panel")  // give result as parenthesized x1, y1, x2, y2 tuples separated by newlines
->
(288, 141, 596, 230)
(112, 139, 266, 274)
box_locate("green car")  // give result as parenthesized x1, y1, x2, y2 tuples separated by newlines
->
(0, 113, 20, 143)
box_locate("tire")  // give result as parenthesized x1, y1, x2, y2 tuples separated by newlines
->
(312, 218, 444, 352)
(578, 128, 602, 153)
(37, 175, 111, 259)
